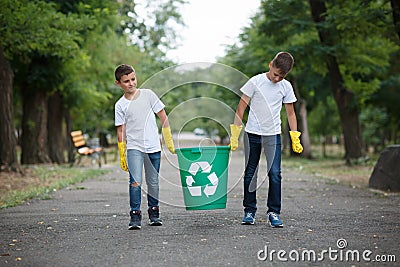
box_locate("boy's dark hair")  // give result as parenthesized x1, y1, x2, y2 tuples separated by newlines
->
(271, 52, 294, 75)
(115, 64, 135, 81)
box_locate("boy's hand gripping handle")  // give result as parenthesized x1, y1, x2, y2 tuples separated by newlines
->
(118, 142, 129, 171)
(162, 126, 175, 154)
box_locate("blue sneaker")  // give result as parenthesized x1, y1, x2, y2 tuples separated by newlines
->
(148, 207, 163, 226)
(242, 212, 255, 225)
(129, 210, 142, 230)
(267, 212, 283, 228)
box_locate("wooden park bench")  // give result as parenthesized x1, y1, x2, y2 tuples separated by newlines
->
(70, 130, 106, 167)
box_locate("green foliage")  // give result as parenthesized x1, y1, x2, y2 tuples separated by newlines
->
(0, 0, 92, 61)
(118, 0, 186, 60)
(0, 0, 186, 156)
(308, 96, 341, 138)
(3, 0, 398, 163)
(63, 0, 186, 136)
(221, 0, 400, 154)
(360, 106, 389, 151)
(62, 13, 132, 133)
(6, 0, 185, 137)
(375, 73, 400, 129)
(328, 0, 398, 104)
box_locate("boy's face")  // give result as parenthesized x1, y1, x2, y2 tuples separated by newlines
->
(268, 62, 286, 83)
(115, 71, 137, 93)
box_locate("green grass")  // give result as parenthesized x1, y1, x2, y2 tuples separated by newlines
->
(0, 165, 110, 209)
(282, 155, 376, 188)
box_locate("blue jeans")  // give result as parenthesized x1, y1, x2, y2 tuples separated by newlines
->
(127, 149, 161, 211)
(243, 132, 282, 214)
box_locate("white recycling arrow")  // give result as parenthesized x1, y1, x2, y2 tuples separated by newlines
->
(204, 184, 217, 197)
(188, 186, 202, 196)
(207, 172, 218, 185)
(188, 161, 212, 175)
(186, 162, 219, 197)
(186, 176, 195, 186)
(204, 172, 219, 197)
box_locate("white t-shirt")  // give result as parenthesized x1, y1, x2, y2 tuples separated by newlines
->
(115, 89, 165, 152)
(240, 73, 297, 135)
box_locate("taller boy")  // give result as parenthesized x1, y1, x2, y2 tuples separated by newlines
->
(114, 64, 175, 230)
(230, 52, 303, 227)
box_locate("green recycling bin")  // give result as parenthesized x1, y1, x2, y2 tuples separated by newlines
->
(176, 146, 230, 210)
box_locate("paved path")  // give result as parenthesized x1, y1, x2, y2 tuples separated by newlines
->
(1, 151, 399, 266)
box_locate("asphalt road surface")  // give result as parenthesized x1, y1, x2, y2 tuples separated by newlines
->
(1, 150, 399, 266)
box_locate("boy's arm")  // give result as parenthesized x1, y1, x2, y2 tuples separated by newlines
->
(284, 103, 303, 153)
(234, 94, 250, 125)
(156, 109, 169, 128)
(116, 125, 125, 142)
(157, 109, 175, 154)
(230, 94, 250, 151)
(284, 103, 298, 131)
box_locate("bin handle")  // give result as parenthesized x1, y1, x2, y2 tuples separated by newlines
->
(191, 147, 201, 153)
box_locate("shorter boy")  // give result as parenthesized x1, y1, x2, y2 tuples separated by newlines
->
(114, 64, 175, 230)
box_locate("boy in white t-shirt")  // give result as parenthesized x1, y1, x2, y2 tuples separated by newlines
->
(229, 52, 303, 227)
(114, 64, 175, 230)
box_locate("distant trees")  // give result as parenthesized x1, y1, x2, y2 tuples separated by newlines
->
(0, 0, 185, 171)
(0, 0, 89, 170)
(1, 0, 399, 171)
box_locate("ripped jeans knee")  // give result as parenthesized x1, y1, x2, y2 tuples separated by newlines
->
(130, 182, 141, 187)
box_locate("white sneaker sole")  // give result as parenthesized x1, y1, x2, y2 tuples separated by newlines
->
(148, 220, 163, 226)
(268, 221, 283, 228)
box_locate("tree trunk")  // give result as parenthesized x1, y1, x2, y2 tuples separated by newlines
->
(48, 91, 66, 164)
(64, 108, 75, 164)
(322, 136, 326, 158)
(334, 86, 364, 161)
(309, 0, 365, 164)
(21, 89, 51, 164)
(0, 46, 21, 172)
(391, 0, 400, 40)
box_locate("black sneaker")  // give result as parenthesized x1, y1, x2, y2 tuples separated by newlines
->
(129, 210, 142, 230)
(148, 207, 163, 226)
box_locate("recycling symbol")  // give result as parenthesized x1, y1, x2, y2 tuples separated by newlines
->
(185, 161, 219, 197)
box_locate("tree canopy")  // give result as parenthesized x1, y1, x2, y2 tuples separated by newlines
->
(221, 0, 400, 162)
(0, 0, 185, 169)
(1, 0, 399, 171)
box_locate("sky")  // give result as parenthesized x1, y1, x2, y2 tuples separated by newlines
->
(138, 0, 261, 64)
(168, 0, 260, 63)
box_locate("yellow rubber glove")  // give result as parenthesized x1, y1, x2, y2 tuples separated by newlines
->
(229, 124, 243, 151)
(118, 142, 128, 171)
(289, 131, 303, 153)
(162, 126, 175, 154)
